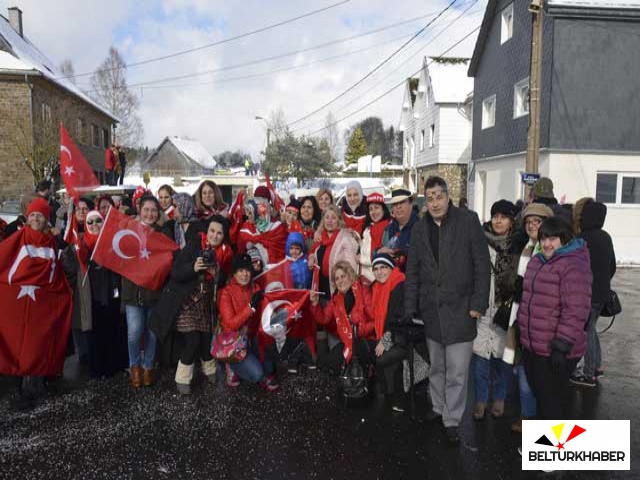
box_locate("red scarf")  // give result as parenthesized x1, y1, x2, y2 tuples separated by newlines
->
(331, 281, 365, 363)
(342, 212, 365, 236)
(199, 233, 233, 278)
(371, 268, 405, 340)
(83, 230, 99, 252)
(318, 229, 339, 275)
(367, 218, 391, 257)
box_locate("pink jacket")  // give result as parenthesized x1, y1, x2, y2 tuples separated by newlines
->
(517, 238, 592, 359)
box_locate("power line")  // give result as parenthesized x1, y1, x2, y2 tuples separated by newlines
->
(60, 0, 352, 80)
(291, 1, 480, 134)
(306, 24, 482, 137)
(81, 6, 468, 93)
(285, 0, 459, 128)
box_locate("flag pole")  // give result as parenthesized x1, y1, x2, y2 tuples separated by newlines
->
(83, 205, 113, 286)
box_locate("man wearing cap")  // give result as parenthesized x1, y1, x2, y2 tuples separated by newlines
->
(379, 188, 418, 272)
(404, 176, 490, 444)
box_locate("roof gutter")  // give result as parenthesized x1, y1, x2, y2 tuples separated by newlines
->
(546, 5, 640, 19)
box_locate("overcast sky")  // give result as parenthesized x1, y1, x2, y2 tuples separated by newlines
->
(2, 0, 487, 159)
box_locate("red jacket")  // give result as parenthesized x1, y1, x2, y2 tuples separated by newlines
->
(218, 278, 260, 335)
(105, 148, 115, 170)
(311, 280, 375, 340)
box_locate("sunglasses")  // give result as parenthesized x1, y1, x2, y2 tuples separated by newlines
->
(86, 218, 103, 226)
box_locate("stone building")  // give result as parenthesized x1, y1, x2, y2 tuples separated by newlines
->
(399, 56, 473, 204)
(0, 8, 117, 199)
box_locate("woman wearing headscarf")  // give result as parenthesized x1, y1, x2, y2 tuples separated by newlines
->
(172, 192, 201, 250)
(339, 180, 367, 237)
(359, 192, 392, 282)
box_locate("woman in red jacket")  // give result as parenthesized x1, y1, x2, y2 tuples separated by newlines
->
(218, 254, 278, 392)
(311, 261, 375, 372)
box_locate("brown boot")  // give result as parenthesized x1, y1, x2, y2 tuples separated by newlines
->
(130, 366, 142, 388)
(473, 402, 486, 420)
(491, 399, 505, 418)
(143, 369, 154, 387)
(511, 417, 523, 433)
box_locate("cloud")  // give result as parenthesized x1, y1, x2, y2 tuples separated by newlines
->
(3, 0, 487, 160)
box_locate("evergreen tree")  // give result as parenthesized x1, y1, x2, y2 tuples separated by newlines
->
(345, 127, 367, 165)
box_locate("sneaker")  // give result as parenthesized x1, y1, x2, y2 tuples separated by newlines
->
(570, 375, 596, 387)
(445, 426, 460, 444)
(225, 364, 240, 388)
(259, 374, 280, 392)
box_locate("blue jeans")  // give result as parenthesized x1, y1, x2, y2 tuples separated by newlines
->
(125, 305, 156, 369)
(473, 354, 513, 403)
(516, 364, 537, 418)
(231, 339, 274, 383)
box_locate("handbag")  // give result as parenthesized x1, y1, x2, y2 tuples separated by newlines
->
(598, 290, 622, 334)
(211, 327, 248, 363)
(338, 325, 369, 402)
(492, 301, 512, 331)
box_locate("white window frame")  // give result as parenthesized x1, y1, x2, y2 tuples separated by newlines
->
(429, 124, 435, 148)
(420, 129, 425, 151)
(513, 77, 530, 119)
(596, 172, 640, 207)
(482, 95, 496, 130)
(501, 3, 514, 45)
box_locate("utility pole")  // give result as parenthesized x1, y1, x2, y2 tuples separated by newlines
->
(526, 0, 544, 178)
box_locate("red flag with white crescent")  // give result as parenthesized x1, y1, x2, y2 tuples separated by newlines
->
(0, 227, 72, 376)
(91, 207, 179, 290)
(60, 123, 100, 199)
(63, 208, 89, 276)
(254, 258, 294, 292)
(265, 174, 285, 213)
(228, 189, 245, 245)
(256, 289, 313, 360)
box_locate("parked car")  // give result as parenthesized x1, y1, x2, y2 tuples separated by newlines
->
(0, 199, 21, 223)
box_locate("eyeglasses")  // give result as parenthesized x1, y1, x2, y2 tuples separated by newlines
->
(525, 218, 542, 226)
(86, 218, 103, 226)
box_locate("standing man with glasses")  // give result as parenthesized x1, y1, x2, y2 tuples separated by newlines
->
(404, 176, 490, 444)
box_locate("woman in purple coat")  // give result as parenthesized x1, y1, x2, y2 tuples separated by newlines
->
(517, 216, 592, 419)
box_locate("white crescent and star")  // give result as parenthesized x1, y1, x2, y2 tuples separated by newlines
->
(60, 145, 72, 162)
(8, 245, 56, 286)
(17, 285, 39, 301)
(64, 166, 75, 176)
(261, 299, 292, 339)
(112, 230, 150, 261)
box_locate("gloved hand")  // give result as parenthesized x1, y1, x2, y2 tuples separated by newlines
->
(550, 349, 567, 373)
(250, 291, 264, 310)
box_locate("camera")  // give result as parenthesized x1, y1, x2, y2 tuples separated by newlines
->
(201, 248, 217, 268)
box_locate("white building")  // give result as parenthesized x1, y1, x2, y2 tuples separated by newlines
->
(399, 56, 473, 203)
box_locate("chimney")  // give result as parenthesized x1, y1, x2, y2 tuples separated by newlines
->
(8, 7, 23, 38)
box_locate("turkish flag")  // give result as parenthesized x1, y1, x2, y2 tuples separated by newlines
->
(228, 189, 245, 245)
(265, 174, 285, 213)
(0, 227, 72, 376)
(60, 123, 100, 198)
(310, 264, 321, 292)
(254, 258, 294, 292)
(256, 289, 313, 360)
(91, 207, 178, 290)
(63, 208, 89, 276)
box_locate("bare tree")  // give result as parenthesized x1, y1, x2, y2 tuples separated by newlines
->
(89, 47, 144, 147)
(268, 107, 288, 142)
(322, 111, 341, 164)
(59, 59, 76, 85)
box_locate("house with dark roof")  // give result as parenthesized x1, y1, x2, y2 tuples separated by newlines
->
(467, 0, 640, 261)
(399, 56, 473, 202)
(0, 7, 118, 198)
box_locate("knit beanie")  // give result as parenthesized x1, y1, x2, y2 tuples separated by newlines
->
(232, 253, 254, 275)
(27, 197, 51, 220)
(372, 252, 396, 269)
(490, 199, 517, 219)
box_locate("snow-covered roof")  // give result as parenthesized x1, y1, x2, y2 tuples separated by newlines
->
(547, 0, 640, 8)
(167, 137, 216, 169)
(0, 14, 117, 121)
(427, 58, 474, 104)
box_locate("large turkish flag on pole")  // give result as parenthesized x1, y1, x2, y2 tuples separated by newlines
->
(63, 206, 89, 276)
(228, 189, 245, 245)
(0, 227, 72, 376)
(91, 207, 178, 290)
(60, 123, 100, 198)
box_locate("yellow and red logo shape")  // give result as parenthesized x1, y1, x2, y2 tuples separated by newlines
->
(535, 423, 586, 450)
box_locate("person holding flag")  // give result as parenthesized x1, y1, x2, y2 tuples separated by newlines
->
(120, 196, 175, 388)
(218, 254, 279, 392)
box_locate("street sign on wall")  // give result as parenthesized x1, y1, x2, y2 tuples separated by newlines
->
(521, 172, 540, 185)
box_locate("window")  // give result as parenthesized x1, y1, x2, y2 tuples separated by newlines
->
(91, 124, 100, 147)
(426, 86, 431, 108)
(482, 95, 496, 129)
(501, 3, 514, 44)
(420, 129, 425, 151)
(41, 103, 52, 124)
(102, 128, 109, 149)
(514, 77, 530, 118)
(596, 173, 640, 205)
(76, 118, 85, 143)
(429, 124, 435, 147)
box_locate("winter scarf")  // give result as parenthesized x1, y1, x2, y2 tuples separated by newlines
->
(484, 225, 518, 304)
(371, 268, 405, 340)
(367, 218, 391, 258)
(319, 228, 339, 275)
(173, 193, 199, 249)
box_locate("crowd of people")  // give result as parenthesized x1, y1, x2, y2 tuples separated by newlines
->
(0, 174, 617, 450)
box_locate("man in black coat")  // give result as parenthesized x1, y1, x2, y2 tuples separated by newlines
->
(571, 200, 616, 387)
(404, 176, 490, 444)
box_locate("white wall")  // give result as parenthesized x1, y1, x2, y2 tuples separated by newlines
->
(438, 104, 472, 165)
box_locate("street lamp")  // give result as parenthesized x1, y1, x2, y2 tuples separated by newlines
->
(255, 115, 270, 147)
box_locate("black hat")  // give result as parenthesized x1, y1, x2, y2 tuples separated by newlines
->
(372, 252, 396, 269)
(491, 199, 517, 219)
(36, 180, 52, 192)
(232, 253, 254, 275)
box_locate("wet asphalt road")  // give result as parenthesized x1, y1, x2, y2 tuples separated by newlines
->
(1, 269, 639, 480)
